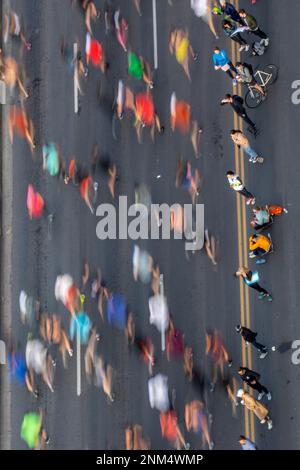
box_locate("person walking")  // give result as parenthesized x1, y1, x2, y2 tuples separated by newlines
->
(222, 20, 249, 51)
(221, 94, 257, 135)
(236, 389, 273, 430)
(235, 325, 268, 359)
(226, 171, 255, 205)
(213, 47, 237, 85)
(230, 130, 264, 164)
(235, 267, 272, 301)
(239, 9, 269, 44)
(238, 367, 272, 401)
(238, 435, 257, 450)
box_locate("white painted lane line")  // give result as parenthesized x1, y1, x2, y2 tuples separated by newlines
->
(152, 0, 158, 70)
(73, 43, 79, 114)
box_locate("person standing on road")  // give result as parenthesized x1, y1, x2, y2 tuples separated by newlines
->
(226, 171, 255, 205)
(212, 47, 237, 85)
(221, 20, 249, 51)
(235, 62, 265, 96)
(239, 435, 257, 450)
(235, 267, 273, 301)
(235, 325, 268, 359)
(236, 389, 273, 430)
(238, 367, 272, 400)
(218, 1, 244, 25)
(230, 130, 264, 164)
(221, 94, 258, 135)
(239, 9, 269, 44)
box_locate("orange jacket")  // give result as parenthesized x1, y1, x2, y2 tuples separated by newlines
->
(249, 234, 271, 252)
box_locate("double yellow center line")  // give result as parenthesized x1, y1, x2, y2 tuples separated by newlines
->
(231, 0, 255, 442)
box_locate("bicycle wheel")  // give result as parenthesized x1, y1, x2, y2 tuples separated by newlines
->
(245, 88, 263, 108)
(263, 64, 278, 86)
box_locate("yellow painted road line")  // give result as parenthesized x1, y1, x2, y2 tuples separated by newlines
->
(231, 37, 250, 439)
(233, 14, 256, 443)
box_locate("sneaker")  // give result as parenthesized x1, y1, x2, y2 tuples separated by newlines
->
(246, 198, 252, 205)
(267, 392, 272, 400)
(209, 442, 215, 450)
(192, 53, 198, 61)
(210, 382, 215, 392)
(239, 45, 246, 52)
(259, 292, 266, 300)
(184, 442, 191, 450)
(267, 420, 273, 430)
(45, 436, 50, 445)
(228, 359, 233, 368)
(245, 45, 250, 52)
(260, 351, 268, 359)
(257, 393, 263, 401)
(149, 81, 154, 89)
(264, 38, 270, 46)
(159, 126, 165, 134)
(267, 295, 273, 302)
(251, 198, 256, 205)
(256, 157, 264, 163)
(232, 79, 237, 86)
(283, 208, 288, 214)
(260, 419, 266, 424)
(69, 349, 73, 357)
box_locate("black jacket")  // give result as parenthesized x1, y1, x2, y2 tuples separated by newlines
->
(241, 326, 257, 343)
(240, 367, 260, 384)
(231, 95, 246, 115)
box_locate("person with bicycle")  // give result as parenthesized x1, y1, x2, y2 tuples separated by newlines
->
(235, 62, 265, 96)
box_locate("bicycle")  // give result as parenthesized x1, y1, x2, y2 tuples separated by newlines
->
(245, 64, 278, 109)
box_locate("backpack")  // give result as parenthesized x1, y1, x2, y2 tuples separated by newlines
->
(252, 41, 266, 56)
(268, 205, 284, 216)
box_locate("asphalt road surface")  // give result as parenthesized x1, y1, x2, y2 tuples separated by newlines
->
(1, 0, 300, 450)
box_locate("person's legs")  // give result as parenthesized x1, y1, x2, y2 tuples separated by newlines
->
(250, 282, 269, 295)
(252, 340, 267, 353)
(255, 382, 269, 399)
(226, 69, 235, 79)
(244, 145, 258, 162)
(240, 112, 256, 130)
(251, 27, 267, 40)
(238, 187, 254, 199)
(228, 61, 237, 74)
(232, 34, 247, 46)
